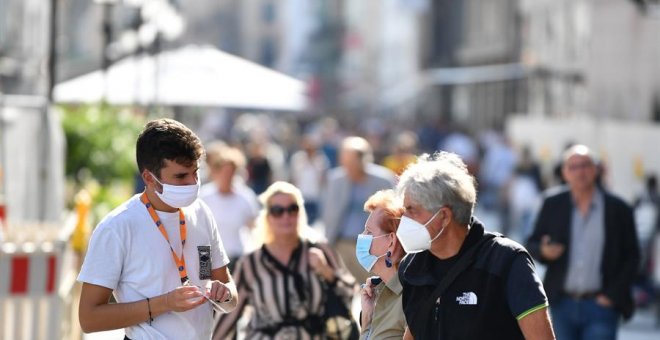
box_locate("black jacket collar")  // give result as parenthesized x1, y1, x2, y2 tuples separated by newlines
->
(400, 217, 486, 286)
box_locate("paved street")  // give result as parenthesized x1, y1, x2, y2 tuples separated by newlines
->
(619, 307, 660, 340)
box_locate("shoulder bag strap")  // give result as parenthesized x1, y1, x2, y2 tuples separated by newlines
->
(410, 233, 498, 338)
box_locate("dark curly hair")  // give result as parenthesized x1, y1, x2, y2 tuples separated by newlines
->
(136, 118, 204, 177)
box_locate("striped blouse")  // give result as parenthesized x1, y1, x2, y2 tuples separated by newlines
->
(213, 240, 356, 339)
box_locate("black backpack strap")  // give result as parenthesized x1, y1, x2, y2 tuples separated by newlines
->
(410, 233, 498, 338)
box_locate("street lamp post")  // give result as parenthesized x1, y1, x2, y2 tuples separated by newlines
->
(47, 0, 58, 102)
(94, 0, 120, 102)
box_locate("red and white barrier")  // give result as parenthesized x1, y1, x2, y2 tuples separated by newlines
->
(0, 246, 58, 296)
(0, 221, 76, 340)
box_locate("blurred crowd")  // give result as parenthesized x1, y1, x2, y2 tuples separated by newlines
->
(76, 116, 660, 339)
(191, 112, 660, 321)
(193, 113, 556, 243)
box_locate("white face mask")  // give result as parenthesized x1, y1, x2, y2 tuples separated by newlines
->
(150, 172, 200, 208)
(396, 209, 444, 253)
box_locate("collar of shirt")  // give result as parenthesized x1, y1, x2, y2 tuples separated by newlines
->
(384, 273, 403, 295)
(569, 188, 604, 213)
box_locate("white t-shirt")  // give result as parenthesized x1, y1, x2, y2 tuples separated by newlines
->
(199, 182, 259, 258)
(289, 150, 329, 200)
(78, 194, 229, 340)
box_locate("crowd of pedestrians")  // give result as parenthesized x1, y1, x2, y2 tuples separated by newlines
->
(77, 117, 658, 339)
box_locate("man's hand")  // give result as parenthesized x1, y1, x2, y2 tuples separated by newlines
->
(210, 266, 238, 313)
(540, 235, 565, 261)
(164, 285, 206, 312)
(596, 294, 613, 308)
(209, 280, 233, 302)
(79, 282, 204, 333)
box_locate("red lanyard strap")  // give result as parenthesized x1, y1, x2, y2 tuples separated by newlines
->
(141, 192, 189, 284)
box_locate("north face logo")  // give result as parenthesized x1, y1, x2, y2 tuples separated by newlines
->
(456, 292, 478, 305)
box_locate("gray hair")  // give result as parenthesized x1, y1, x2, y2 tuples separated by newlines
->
(396, 152, 476, 225)
(341, 136, 374, 164)
(562, 144, 599, 165)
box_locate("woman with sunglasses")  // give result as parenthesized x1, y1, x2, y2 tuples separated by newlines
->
(357, 189, 407, 339)
(213, 181, 356, 339)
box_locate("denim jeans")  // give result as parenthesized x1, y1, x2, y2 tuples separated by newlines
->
(304, 201, 319, 225)
(550, 296, 619, 340)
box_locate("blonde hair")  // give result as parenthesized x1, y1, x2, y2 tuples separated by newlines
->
(254, 181, 323, 245)
(205, 142, 246, 170)
(363, 189, 404, 234)
(363, 189, 406, 263)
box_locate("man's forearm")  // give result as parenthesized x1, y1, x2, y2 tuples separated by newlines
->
(80, 293, 169, 333)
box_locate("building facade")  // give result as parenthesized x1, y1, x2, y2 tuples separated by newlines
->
(419, 0, 523, 131)
(520, 0, 660, 122)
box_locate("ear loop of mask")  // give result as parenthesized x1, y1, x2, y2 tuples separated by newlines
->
(372, 232, 391, 253)
(376, 233, 394, 257)
(428, 209, 447, 245)
(149, 170, 200, 188)
(368, 233, 393, 262)
(149, 171, 164, 192)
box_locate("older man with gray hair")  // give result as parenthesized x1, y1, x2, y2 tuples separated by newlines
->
(322, 136, 396, 283)
(527, 144, 639, 340)
(396, 152, 555, 340)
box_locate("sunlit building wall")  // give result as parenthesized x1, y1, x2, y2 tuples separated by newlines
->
(341, 0, 424, 118)
(520, 0, 660, 122)
(420, 0, 523, 131)
(0, 0, 52, 95)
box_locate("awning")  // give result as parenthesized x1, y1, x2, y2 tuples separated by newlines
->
(54, 45, 307, 111)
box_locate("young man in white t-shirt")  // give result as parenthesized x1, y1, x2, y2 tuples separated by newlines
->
(200, 143, 259, 266)
(78, 118, 238, 339)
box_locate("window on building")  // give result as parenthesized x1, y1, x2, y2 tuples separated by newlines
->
(260, 38, 275, 67)
(262, 2, 275, 23)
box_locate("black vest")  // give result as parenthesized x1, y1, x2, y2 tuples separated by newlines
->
(399, 221, 535, 340)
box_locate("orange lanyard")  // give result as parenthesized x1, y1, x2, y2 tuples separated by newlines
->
(140, 192, 189, 284)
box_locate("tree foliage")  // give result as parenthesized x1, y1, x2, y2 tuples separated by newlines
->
(61, 104, 144, 185)
(60, 104, 146, 223)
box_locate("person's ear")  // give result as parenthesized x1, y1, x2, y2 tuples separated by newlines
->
(142, 169, 157, 188)
(388, 232, 397, 251)
(441, 207, 453, 228)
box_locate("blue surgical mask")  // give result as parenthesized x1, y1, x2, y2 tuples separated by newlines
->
(355, 233, 390, 272)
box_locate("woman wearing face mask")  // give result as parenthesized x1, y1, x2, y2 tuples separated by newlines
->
(356, 190, 407, 340)
(213, 181, 357, 339)
(396, 152, 555, 340)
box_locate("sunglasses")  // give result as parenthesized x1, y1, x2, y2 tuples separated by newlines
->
(268, 203, 300, 217)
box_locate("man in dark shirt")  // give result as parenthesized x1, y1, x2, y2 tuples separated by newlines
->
(396, 152, 555, 339)
(527, 145, 639, 340)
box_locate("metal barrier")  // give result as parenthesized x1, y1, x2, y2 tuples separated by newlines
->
(0, 217, 77, 340)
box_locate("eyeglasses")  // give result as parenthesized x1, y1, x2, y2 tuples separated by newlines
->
(565, 161, 595, 172)
(268, 203, 300, 217)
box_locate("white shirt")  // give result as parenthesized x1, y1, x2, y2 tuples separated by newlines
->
(289, 150, 329, 200)
(78, 194, 229, 340)
(199, 182, 259, 258)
